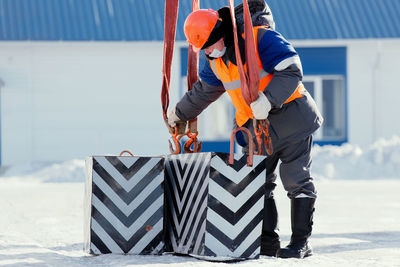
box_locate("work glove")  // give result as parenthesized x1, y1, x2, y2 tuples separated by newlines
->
(167, 106, 181, 127)
(250, 91, 271, 120)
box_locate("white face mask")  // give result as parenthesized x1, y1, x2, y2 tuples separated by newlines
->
(208, 46, 226, 58)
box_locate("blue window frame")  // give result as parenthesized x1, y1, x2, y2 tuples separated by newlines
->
(296, 47, 347, 146)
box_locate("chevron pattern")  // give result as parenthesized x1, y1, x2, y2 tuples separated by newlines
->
(85, 156, 165, 255)
(205, 152, 267, 259)
(165, 152, 267, 260)
(164, 152, 212, 255)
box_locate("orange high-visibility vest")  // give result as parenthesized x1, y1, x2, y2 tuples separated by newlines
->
(209, 26, 304, 127)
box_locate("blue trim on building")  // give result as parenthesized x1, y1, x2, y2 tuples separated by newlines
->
(313, 140, 347, 147)
(201, 140, 234, 154)
(0, 0, 399, 41)
(296, 47, 347, 76)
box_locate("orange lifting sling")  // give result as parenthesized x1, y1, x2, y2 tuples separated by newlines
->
(227, 0, 273, 155)
(161, 0, 272, 157)
(161, 0, 201, 154)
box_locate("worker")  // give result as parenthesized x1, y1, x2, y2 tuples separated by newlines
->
(167, 2, 323, 259)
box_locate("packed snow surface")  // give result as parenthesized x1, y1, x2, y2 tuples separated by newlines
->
(1, 137, 399, 266)
(312, 136, 400, 180)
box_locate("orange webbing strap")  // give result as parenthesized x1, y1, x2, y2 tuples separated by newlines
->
(161, 0, 181, 154)
(187, 0, 200, 93)
(161, 0, 202, 154)
(227, 0, 259, 105)
(161, 0, 179, 128)
(228, 0, 273, 156)
(184, 0, 202, 153)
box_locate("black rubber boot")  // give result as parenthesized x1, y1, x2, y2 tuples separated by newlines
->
(260, 197, 280, 257)
(277, 198, 315, 259)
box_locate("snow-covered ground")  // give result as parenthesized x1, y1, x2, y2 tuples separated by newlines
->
(1, 137, 400, 267)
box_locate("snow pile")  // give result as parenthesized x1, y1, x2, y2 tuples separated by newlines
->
(0, 159, 86, 183)
(312, 136, 400, 179)
(1, 136, 399, 182)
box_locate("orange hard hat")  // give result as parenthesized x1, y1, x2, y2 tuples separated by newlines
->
(184, 9, 220, 52)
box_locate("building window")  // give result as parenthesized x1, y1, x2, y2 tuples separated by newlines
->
(303, 75, 346, 143)
(180, 46, 348, 147)
(296, 46, 347, 145)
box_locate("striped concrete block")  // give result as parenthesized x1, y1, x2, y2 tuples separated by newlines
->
(84, 156, 165, 255)
(164, 152, 267, 259)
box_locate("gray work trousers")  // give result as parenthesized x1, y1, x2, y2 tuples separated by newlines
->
(238, 119, 317, 199)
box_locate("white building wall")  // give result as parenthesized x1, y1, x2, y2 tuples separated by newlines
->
(347, 40, 400, 146)
(294, 39, 400, 147)
(1, 39, 400, 165)
(0, 42, 182, 165)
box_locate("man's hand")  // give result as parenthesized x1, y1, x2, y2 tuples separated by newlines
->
(250, 91, 271, 120)
(167, 107, 181, 127)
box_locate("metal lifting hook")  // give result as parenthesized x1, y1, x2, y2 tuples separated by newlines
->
(253, 119, 274, 156)
(262, 120, 273, 156)
(263, 120, 273, 156)
(183, 131, 202, 153)
(254, 122, 264, 155)
(168, 126, 182, 154)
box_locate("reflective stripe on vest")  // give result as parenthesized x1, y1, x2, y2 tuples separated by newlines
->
(211, 65, 270, 91)
(209, 26, 304, 127)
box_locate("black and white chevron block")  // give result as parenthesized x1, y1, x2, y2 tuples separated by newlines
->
(205, 152, 267, 259)
(164, 152, 211, 255)
(165, 152, 267, 259)
(84, 156, 165, 255)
